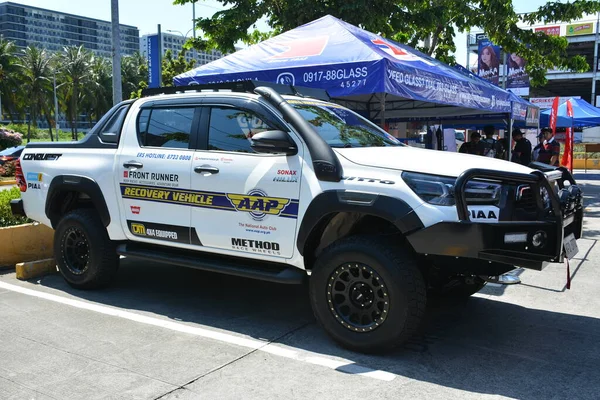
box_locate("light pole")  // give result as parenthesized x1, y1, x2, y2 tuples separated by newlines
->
(111, 0, 122, 105)
(53, 72, 59, 140)
(166, 29, 195, 60)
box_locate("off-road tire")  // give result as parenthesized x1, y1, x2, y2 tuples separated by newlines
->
(309, 235, 426, 353)
(54, 208, 118, 289)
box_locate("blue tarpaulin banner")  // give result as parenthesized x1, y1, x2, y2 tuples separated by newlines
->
(148, 34, 160, 88)
(174, 15, 515, 114)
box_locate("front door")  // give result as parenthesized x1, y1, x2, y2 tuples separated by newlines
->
(116, 104, 199, 247)
(190, 104, 303, 259)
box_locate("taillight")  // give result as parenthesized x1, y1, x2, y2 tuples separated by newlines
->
(15, 159, 27, 192)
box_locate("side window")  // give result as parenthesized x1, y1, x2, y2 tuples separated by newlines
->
(99, 105, 128, 143)
(208, 107, 274, 153)
(137, 107, 196, 149)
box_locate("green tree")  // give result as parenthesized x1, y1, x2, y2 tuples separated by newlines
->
(16, 45, 54, 141)
(0, 38, 20, 122)
(84, 56, 112, 123)
(161, 48, 196, 87)
(173, 0, 600, 86)
(56, 45, 94, 139)
(122, 51, 148, 99)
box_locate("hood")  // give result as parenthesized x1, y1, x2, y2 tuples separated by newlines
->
(334, 146, 533, 177)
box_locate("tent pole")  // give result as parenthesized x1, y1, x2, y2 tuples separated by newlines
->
(507, 118, 513, 162)
(380, 93, 386, 130)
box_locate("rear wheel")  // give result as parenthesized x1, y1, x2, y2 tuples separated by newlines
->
(309, 235, 426, 353)
(54, 209, 118, 289)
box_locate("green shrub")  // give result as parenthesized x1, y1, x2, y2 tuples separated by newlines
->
(0, 187, 32, 227)
(0, 160, 16, 177)
(0, 127, 23, 149)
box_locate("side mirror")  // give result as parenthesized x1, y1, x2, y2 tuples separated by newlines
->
(251, 130, 297, 155)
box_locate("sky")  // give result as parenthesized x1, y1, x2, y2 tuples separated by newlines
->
(7, 0, 575, 67)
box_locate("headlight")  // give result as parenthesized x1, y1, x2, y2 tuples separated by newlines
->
(402, 171, 501, 206)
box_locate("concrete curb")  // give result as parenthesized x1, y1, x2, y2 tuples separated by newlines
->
(16, 258, 57, 280)
(0, 223, 54, 267)
(0, 179, 17, 186)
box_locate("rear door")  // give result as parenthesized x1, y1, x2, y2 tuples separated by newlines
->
(189, 99, 304, 259)
(116, 103, 200, 247)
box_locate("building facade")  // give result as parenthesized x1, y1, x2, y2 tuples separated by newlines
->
(0, 1, 139, 57)
(467, 17, 600, 106)
(140, 32, 228, 67)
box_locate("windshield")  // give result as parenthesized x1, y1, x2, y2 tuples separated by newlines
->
(288, 100, 403, 148)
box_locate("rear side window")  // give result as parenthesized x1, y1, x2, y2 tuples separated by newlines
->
(137, 107, 196, 149)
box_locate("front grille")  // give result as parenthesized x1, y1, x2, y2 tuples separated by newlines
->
(516, 185, 536, 213)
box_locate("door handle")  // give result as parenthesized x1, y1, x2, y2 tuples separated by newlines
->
(194, 165, 219, 174)
(123, 160, 144, 169)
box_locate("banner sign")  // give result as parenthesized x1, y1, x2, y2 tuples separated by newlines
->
(566, 23, 594, 36)
(477, 39, 500, 86)
(148, 34, 160, 88)
(526, 106, 539, 127)
(561, 99, 574, 172)
(507, 52, 529, 96)
(530, 96, 581, 110)
(512, 101, 527, 121)
(535, 26, 561, 36)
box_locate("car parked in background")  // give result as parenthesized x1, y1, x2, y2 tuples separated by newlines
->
(0, 146, 25, 165)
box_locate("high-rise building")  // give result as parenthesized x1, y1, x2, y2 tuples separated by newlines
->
(0, 1, 139, 57)
(140, 32, 229, 66)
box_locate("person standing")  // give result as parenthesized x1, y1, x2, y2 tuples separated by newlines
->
(459, 131, 485, 155)
(511, 128, 532, 166)
(537, 127, 560, 166)
(481, 125, 498, 158)
(532, 131, 544, 162)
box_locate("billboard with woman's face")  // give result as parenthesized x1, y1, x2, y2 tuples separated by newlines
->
(477, 39, 500, 85)
(507, 53, 530, 96)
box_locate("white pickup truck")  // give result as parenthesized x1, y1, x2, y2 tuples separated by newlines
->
(11, 81, 583, 352)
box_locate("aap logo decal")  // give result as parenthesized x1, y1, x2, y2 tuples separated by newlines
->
(227, 189, 290, 221)
(371, 38, 435, 66)
(268, 36, 329, 60)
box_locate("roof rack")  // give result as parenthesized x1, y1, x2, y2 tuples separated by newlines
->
(141, 80, 331, 101)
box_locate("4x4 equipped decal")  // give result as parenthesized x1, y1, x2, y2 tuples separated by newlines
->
(120, 184, 298, 219)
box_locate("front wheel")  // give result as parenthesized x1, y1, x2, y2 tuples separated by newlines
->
(54, 208, 119, 289)
(309, 235, 426, 353)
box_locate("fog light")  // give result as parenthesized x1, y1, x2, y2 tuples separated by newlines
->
(532, 231, 547, 248)
(504, 233, 528, 243)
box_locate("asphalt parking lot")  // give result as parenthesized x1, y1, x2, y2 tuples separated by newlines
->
(1, 171, 599, 400)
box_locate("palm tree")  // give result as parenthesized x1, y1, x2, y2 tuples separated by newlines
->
(122, 51, 148, 99)
(83, 56, 112, 123)
(16, 45, 54, 141)
(56, 45, 93, 139)
(0, 38, 20, 122)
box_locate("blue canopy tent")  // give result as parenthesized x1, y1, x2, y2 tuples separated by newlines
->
(540, 97, 600, 127)
(174, 15, 527, 124)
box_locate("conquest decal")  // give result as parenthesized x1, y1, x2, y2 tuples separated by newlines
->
(342, 176, 395, 185)
(227, 189, 290, 221)
(127, 220, 192, 243)
(231, 238, 281, 255)
(120, 183, 299, 219)
(22, 153, 62, 161)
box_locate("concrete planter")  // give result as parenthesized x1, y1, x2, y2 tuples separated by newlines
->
(0, 223, 54, 267)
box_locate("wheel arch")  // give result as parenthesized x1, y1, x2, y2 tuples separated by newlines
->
(297, 191, 424, 269)
(46, 175, 111, 229)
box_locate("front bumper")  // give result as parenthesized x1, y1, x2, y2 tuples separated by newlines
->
(407, 165, 583, 270)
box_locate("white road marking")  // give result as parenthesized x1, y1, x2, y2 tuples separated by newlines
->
(0, 280, 396, 381)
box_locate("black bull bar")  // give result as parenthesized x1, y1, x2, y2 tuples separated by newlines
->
(407, 164, 584, 270)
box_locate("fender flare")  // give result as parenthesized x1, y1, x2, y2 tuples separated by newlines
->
(46, 175, 111, 228)
(296, 191, 423, 255)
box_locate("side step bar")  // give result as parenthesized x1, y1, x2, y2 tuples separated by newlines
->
(116, 243, 306, 285)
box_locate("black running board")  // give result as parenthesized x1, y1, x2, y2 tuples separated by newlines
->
(116, 243, 306, 284)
